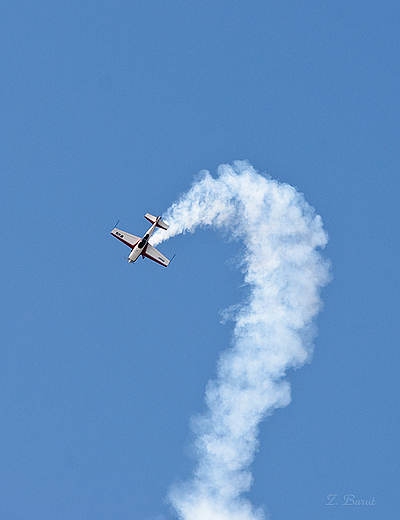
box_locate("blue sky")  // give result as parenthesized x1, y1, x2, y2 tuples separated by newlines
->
(1, 1, 399, 519)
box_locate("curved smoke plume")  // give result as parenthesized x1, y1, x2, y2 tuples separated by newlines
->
(151, 161, 331, 520)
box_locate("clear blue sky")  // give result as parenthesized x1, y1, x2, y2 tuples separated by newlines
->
(1, 1, 399, 519)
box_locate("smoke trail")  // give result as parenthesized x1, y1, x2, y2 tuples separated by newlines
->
(152, 161, 330, 520)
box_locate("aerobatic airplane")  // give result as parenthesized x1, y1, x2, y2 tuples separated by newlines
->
(111, 213, 171, 267)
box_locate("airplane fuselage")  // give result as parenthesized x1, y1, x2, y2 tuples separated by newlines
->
(127, 219, 158, 263)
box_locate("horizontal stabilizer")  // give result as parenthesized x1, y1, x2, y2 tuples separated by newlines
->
(145, 213, 169, 230)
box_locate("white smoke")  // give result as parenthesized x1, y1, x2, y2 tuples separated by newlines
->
(151, 161, 331, 520)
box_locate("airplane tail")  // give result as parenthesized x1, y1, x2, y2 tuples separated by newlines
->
(144, 213, 169, 230)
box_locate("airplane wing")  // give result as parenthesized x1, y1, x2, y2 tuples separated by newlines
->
(143, 243, 170, 267)
(111, 228, 141, 248)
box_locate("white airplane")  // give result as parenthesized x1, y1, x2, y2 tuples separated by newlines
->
(111, 213, 171, 267)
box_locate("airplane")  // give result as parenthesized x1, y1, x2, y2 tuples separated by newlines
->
(111, 213, 171, 267)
